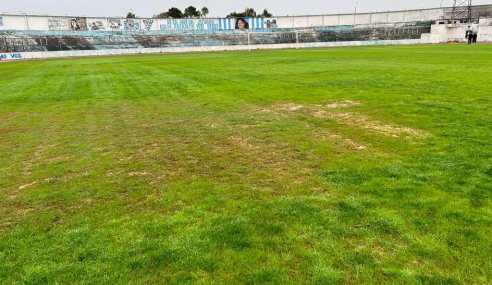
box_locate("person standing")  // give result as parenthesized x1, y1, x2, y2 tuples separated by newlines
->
(466, 30, 473, 45)
(473, 32, 478, 44)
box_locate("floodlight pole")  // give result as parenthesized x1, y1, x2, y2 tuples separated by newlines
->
(452, 0, 472, 23)
(354, 2, 358, 25)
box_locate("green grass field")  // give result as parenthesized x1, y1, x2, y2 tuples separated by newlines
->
(1, 45, 491, 284)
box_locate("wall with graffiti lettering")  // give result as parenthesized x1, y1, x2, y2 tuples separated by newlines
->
(143, 19, 154, 31)
(87, 19, 106, 30)
(159, 19, 218, 31)
(0, 14, 279, 32)
(107, 19, 122, 30)
(48, 18, 67, 30)
(0, 52, 22, 60)
(0, 6, 477, 32)
(124, 19, 140, 30)
(156, 18, 270, 31)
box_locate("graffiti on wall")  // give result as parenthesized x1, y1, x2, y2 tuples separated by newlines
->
(48, 18, 68, 30)
(89, 20, 105, 30)
(266, 19, 277, 28)
(5, 16, 279, 32)
(218, 18, 266, 30)
(69, 17, 88, 31)
(159, 19, 219, 31)
(0, 16, 3, 27)
(143, 19, 154, 31)
(124, 19, 140, 30)
(198, 20, 218, 30)
(158, 18, 268, 31)
(108, 19, 122, 29)
(160, 20, 193, 31)
(0, 53, 22, 60)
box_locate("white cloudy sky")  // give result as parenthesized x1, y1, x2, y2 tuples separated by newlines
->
(2, 0, 491, 17)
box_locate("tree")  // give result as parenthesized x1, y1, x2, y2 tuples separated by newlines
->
(261, 9, 273, 17)
(154, 12, 169, 19)
(126, 11, 136, 18)
(244, 7, 256, 17)
(227, 12, 245, 18)
(201, 7, 209, 18)
(167, 7, 183, 18)
(227, 7, 257, 18)
(184, 6, 201, 18)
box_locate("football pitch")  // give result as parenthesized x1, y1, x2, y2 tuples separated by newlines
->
(1, 45, 491, 284)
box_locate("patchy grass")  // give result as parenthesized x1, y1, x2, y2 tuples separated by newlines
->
(1, 44, 492, 284)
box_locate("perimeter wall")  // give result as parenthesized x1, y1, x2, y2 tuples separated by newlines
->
(0, 7, 451, 31)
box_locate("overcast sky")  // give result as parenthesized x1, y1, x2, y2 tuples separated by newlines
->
(3, 0, 491, 17)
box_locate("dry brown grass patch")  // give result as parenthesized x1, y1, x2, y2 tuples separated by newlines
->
(18, 181, 38, 191)
(127, 172, 150, 176)
(277, 103, 305, 111)
(328, 113, 424, 137)
(264, 101, 424, 138)
(326, 100, 362, 109)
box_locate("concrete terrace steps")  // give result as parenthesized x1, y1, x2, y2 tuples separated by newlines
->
(0, 22, 431, 53)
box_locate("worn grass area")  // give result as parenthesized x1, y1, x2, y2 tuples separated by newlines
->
(1, 45, 491, 284)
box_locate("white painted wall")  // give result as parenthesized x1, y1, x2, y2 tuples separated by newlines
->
(422, 9, 444, 21)
(277, 17, 295, 28)
(324, 15, 339, 26)
(437, 25, 467, 43)
(308, 16, 323, 27)
(405, 11, 423, 22)
(294, 17, 308, 28)
(2, 15, 28, 30)
(355, 14, 372, 25)
(339, 14, 355, 26)
(479, 26, 492, 41)
(479, 18, 492, 25)
(423, 23, 491, 44)
(29, 16, 50, 31)
(420, 33, 432, 44)
(0, 7, 480, 32)
(371, 13, 389, 24)
(388, 12, 406, 23)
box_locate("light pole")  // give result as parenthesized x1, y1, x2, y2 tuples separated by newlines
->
(354, 2, 358, 25)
